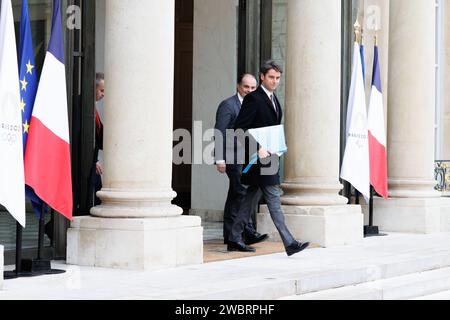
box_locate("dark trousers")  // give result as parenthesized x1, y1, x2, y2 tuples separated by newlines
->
(223, 165, 260, 241)
(88, 165, 102, 208)
(229, 184, 295, 248)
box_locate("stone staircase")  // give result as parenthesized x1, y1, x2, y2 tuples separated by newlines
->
(182, 252, 450, 300)
(280, 267, 450, 300)
(174, 234, 450, 300)
(3, 233, 450, 300)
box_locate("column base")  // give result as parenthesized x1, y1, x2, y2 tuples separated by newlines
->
(91, 189, 183, 218)
(0, 245, 3, 289)
(281, 182, 349, 206)
(67, 216, 203, 271)
(364, 197, 450, 234)
(257, 205, 363, 247)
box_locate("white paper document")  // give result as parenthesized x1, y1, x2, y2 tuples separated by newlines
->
(249, 125, 288, 156)
(243, 125, 288, 173)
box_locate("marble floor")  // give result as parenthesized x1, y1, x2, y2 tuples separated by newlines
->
(201, 221, 298, 263)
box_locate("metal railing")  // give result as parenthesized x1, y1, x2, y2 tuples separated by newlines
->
(435, 160, 450, 192)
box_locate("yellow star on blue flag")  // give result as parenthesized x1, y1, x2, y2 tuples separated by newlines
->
(26, 60, 34, 74)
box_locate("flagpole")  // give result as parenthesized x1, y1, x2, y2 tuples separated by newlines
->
(369, 187, 374, 227)
(15, 223, 23, 275)
(19, 204, 65, 276)
(3, 222, 24, 280)
(354, 20, 362, 46)
(37, 207, 45, 260)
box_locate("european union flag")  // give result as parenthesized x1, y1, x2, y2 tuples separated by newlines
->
(19, 0, 37, 151)
(19, 0, 46, 218)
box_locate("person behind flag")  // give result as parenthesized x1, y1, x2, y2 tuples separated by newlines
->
(24, 0, 73, 221)
(368, 43, 388, 199)
(89, 72, 105, 206)
(0, 0, 26, 227)
(229, 60, 310, 256)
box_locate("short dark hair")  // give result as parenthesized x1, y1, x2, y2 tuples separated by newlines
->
(260, 60, 283, 77)
(237, 73, 256, 85)
(96, 72, 104, 86)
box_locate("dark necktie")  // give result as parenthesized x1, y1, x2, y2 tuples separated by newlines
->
(270, 94, 279, 117)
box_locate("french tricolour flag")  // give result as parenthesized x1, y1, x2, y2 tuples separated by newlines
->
(24, 0, 73, 220)
(368, 46, 388, 199)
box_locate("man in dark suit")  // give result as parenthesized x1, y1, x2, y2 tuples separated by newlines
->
(228, 60, 310, 256)
(215, 74, 268, 246)
(89, 72, 105, 207)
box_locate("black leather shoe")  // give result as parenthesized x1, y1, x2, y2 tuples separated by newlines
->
(286, 241, 310, 257)
(244, 232, 269, 245)
(227, 241, 256, 253)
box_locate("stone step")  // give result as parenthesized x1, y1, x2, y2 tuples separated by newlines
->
(412, 289, 450, 300)
(280, 267, 450, 300)
(172, 251, 450, 300)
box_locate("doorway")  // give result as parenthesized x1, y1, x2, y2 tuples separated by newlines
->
(172, 0, 193, 214)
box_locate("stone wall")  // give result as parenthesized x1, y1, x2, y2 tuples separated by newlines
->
(272, 0, 287, 109)
(190, 0, 239, 219)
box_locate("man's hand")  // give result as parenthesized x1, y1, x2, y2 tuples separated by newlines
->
(258, 147, 271, 159)
(96, 162, 103, 175)
(216, 163, 226, 174)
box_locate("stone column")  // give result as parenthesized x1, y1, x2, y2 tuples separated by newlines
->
(443, 0, 450, 159)
(387, 0, 437, 199)
(257, 0, 363, 247)
(281, 0, 347, 206)
(373, 0, 450, 233)
(92, 0, 180, 219)
(67, 0, 203, 270)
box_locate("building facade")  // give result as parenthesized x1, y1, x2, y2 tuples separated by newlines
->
(2, 0, 450, 271)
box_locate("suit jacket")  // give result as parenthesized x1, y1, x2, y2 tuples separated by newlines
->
(93, 111, 103, 165)
(214, 94, 241, 164)
(233, 86, 283, 186)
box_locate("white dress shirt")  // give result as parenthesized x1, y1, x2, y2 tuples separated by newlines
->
(237, 92, 244, 105)
(261, 85, 278, 115)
